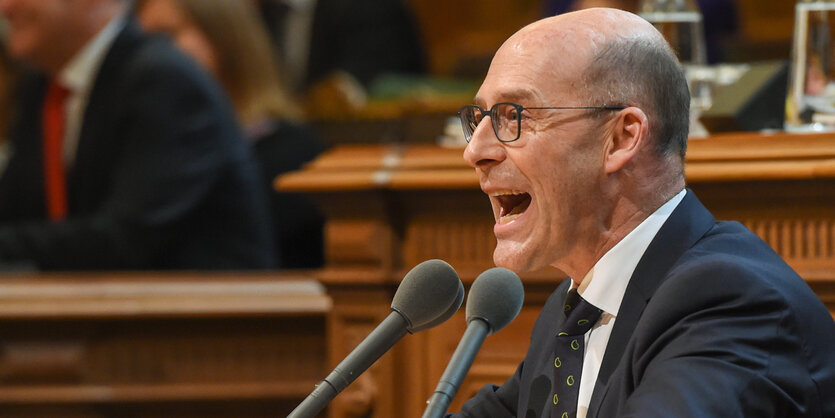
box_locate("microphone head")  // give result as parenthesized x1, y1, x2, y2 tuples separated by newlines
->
(465, 267, 524, 335)
(408, 279, 464, 333)
(391, 259, 462, 333)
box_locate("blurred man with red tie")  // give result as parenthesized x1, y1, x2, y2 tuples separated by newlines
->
(0, 0, 274, 270)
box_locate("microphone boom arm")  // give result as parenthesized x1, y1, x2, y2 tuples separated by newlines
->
(422, 318, 490, 418)
(288, 311, 409, 418)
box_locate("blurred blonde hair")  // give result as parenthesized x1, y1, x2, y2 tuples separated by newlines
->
(141, 0, 302, 124)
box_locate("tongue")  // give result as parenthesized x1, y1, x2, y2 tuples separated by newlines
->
(502, 194, 531, 217)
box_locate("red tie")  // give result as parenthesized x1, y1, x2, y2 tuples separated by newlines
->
(42, 81, 71, 221)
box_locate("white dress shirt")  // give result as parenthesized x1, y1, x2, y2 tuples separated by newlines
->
(56, 12, 126, 167)
(275, 0, 317, 91)
(575, 188, 687, 418)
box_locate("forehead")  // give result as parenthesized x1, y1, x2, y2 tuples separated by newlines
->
(475, 26, 591, 107)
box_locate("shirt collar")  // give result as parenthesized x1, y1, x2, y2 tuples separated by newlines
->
(578, 189, 687, 316)
(283, 0, 317, 12)
(57, 12, 127, 93)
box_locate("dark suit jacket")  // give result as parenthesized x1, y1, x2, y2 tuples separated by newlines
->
(452, 191, 835, 417)
(304, 0, 425, 89)
(0, 19, 274, 271)
(250, 119, 327, 269)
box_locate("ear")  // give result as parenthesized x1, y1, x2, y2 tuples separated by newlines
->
(603, 107, 648, 174)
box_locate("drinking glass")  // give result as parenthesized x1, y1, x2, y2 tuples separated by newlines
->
(786, 0, 835, 131)
(639, 0, 712, 119)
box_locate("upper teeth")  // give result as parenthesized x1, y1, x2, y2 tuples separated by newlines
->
(491, 190, 525, 197)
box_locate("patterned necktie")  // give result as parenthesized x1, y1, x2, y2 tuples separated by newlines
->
(42, 81, 71, 221)
(552, 289, 602, 418)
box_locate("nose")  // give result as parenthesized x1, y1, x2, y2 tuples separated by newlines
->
(463, 117, 505, 169)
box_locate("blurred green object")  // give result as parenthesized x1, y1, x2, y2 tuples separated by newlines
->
(368, 74, 480, 101)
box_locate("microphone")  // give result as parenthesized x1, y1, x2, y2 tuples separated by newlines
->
(422, 267, 524, 418)
(288, 259, 463, 418)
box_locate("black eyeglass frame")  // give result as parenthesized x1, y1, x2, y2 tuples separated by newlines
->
(458, 102, 627, 143)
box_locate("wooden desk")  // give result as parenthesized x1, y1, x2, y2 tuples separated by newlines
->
(0, 273, 330, 418)
(278, 132, 835, 417)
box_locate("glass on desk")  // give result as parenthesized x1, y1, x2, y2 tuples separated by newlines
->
(639, 0, 711, 119)
(787, 0, 835, 132)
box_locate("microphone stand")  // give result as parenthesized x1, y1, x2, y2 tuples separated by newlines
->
(422, 319, 490, 418)
(288, 312, 408, 418)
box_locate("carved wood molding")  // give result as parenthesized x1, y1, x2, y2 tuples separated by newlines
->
(0, 274, 329, 417)
(277, 132, 835, 193)
(0, 274, 330, 318)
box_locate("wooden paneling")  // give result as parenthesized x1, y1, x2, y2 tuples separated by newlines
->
(278, 131, 835, 417)
(736, 0, 795, 43)
(408, 0, 541, 76)
(0, 274, 330, 418)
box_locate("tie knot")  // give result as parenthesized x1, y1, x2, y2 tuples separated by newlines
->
(560, 289, 602, 336)
(46, 80, 71, 104)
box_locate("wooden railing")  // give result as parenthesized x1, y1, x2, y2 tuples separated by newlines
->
(0, 272, 329, 418)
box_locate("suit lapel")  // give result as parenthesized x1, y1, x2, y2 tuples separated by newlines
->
(587, 190, 716, 414)
(3, 75, 50, 218)
(520, 278, 572, 417)
(69, 19, 143, 210)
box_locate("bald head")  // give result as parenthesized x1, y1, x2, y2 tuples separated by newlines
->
(507, 8, 663, 61)
(490, 7, 690, 159)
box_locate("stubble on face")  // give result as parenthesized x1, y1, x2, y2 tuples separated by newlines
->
(474, 11, 623, 277)
(488, 110, 606, 276)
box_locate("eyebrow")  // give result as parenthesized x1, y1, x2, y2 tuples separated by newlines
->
(473, 88, 539, 107)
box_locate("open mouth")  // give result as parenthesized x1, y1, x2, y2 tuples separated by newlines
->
(494, 191, 532, 224)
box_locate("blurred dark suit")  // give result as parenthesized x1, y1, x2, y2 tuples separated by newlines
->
(0, 19, 274, 271)
(305, 0, 425, 88)
(250, 119, 327, 269)
(260, 0, 425, 92)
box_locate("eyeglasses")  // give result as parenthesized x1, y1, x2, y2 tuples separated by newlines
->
(457, 102, 626, 143)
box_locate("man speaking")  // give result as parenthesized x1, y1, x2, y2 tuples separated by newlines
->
(449, 7, 835, 418)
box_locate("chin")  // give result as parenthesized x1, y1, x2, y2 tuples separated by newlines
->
(492, 245, 534, 274)
(6, 36, 35, 62)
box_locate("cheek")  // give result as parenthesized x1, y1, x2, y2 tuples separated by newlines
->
(523, 144, 574, 204)
(525, 145, 588, 235)
(5, 19, 42, 60)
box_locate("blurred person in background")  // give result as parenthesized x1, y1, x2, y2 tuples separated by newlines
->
(138, 0, 328, 269)
(0, 22, 20, 176)
(0, 0, 274, 271)
(255, 0, 426, 114)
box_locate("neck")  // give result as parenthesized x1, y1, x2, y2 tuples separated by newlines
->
(554, 157, 685, 283)
(45, 1, 125, 75)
